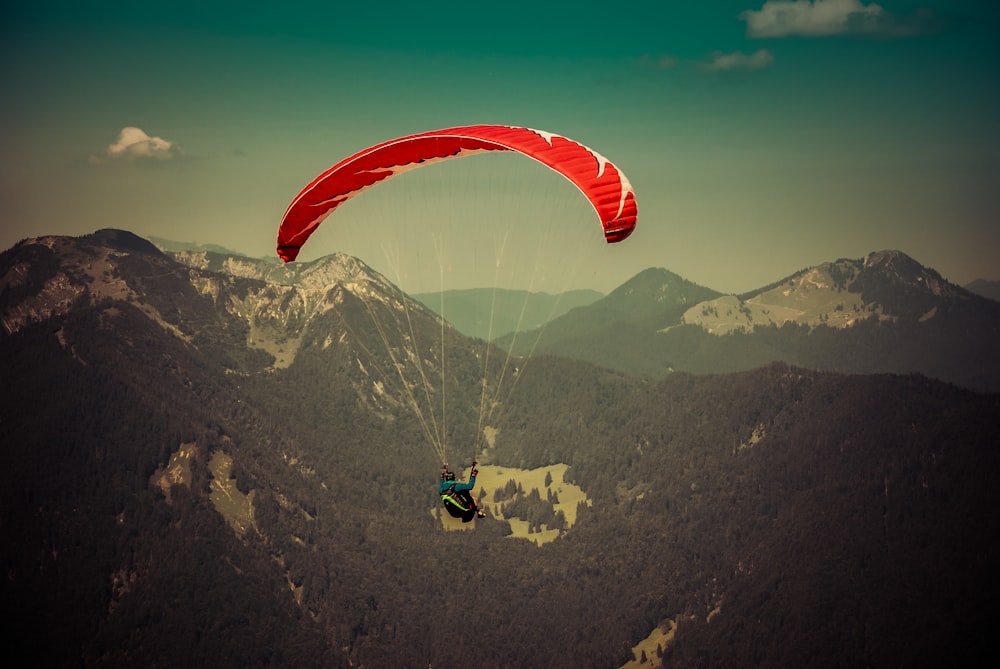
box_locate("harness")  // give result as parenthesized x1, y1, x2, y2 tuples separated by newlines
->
(440, 483, 471, 512)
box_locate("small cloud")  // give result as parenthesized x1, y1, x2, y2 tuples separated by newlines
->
(702, 48, 775, 72)
(637, 53, 680, 70)
(90, 127, 182, 164)
(741, 0, 944, 38)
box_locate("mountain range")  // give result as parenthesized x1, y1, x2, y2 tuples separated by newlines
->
(145, 235, 1000, 392)
(431, 250, 999, 393)
(2, 229, 998, 668)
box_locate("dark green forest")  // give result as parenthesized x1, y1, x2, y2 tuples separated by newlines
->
(2, 235, 999, 667)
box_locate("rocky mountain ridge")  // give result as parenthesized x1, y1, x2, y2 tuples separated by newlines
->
(2, 230, 448, 371)
(682, 250, 967, 334)
(5, 232, 997, 391)
(151, 237, 992, 343)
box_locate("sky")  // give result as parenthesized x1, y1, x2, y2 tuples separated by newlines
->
(2, 0, 998, 294)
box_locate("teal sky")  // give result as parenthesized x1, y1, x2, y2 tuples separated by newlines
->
(2, 0, 998, 293)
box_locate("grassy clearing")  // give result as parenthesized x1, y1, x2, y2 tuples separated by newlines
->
(247, 321, 301, 368)
(619, 620, 676, 668)
(435, 463, 591, 545)
(150, 441, 196, 502)
(209, 450, 255, 536)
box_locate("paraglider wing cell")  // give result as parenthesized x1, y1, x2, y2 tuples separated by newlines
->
(276, 125, 637, 262)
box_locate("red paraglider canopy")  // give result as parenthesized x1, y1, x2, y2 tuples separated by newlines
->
(276, 124, 637, 262)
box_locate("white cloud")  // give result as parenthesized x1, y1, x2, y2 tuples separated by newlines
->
(642, 53, 679, 70)
(636, 53, 680, 72)
(655, 54, 680, 70)
(741, 0, 907, 38)
(702, 49, 776, 72)
(91, 127, 182, 163)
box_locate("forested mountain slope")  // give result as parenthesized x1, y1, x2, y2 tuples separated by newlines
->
(2, 231, 997, 668)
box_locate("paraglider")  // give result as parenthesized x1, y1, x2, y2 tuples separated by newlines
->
(439, 462, 485, 523)
(276, 124, 637, 262)
(276, 125, 638, 518)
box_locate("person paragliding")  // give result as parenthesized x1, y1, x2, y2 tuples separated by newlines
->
(276, 124, 638, 519)
(439, 462, 485, 522)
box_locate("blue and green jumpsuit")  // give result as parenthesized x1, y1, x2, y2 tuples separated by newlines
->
(440, 471, 479, 522)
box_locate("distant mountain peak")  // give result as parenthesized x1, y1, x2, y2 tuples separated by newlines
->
(853, 249, 964, 307)
(610, 267, 688, 296)
(861, 249, 949, 289)
(683, 250, 974, 334)
(2, 232, 179, 337)
(965, 278, 1000, 302)
(84, 228, 165, 256)
(862, 248, 927, 272)
(602, 267, 721, 317)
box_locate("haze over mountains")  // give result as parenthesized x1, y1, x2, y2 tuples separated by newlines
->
(461, 249, 997, 393)
(965, 278, 1000, 302)
(2, 229, 998, 668)
(412, 287, 604, 342)
(145, 233, 1000, 392)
